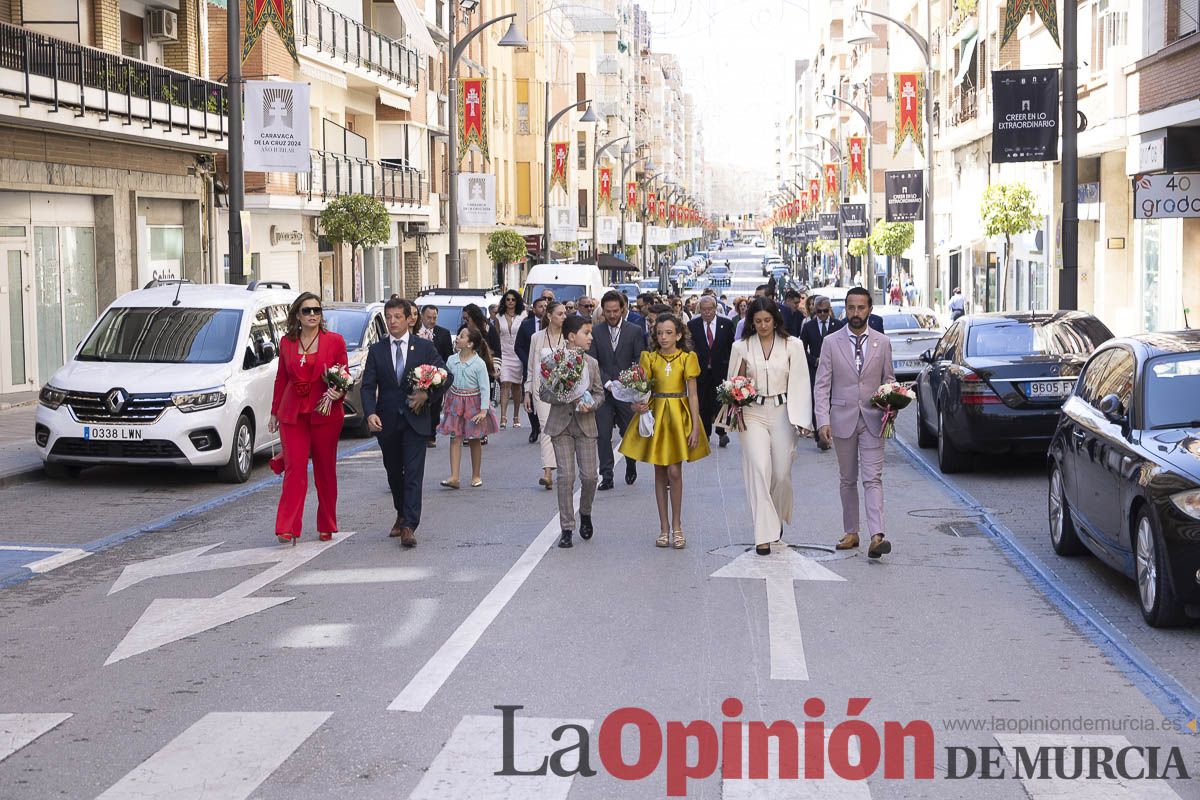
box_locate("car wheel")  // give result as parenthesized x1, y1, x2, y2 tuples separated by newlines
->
(43, 463, 81, 480)
(915, 396, 936, 449)
(1048, 463, 1084, 555)
(1134, 508, 1186, 627)
(936, 408, 970, 474)
(217, 414, 254, 483)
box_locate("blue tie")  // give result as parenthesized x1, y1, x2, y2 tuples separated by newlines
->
(394, 340, 406, 384)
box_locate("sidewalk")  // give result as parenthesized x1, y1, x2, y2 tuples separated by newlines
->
(0, 400, 44, 488)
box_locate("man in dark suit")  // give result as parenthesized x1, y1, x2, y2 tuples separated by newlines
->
(416, 305, 454, 449)
(514, 295, 549, 443)
(800, 295, 844, 451)
(687, 295, 735, 447)
(867, 313, 885, 334)
(588, 290, 646, 489)
(362, 298, 452, 548)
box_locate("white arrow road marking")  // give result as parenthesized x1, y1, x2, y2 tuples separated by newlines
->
(385, 598, 441, 647)
(96, 712, 329, 800)
(0, 713, 71, 764)
(274, 623, 355, 648)
(389, 499, 573, 712)
(711, 548, 846, 681)
(287, 566, 431, 584)
(409, 714, 593, 800)
(996, 735, 1184, 799)
(105, 535, 353, 665)
(722, 737, 870, 798)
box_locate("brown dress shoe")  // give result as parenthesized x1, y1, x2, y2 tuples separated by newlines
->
(835, 533, 860, 550)
(400, 527, 417, 548)
(389, 516, 406, 538)
(868, 534, 892, 559)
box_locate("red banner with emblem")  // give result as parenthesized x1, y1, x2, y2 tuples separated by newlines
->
(550, 142, 569, 194)
(1002, 0, 1059, 48)
(646, 191, 656, 220)
(626, 182, 638, 208)
(824, 163, 840, 203)
(847, 135, 866, 192)
(809, 177, 821, 209)
(243, 0, 298, 63)
(658, 200, 667, 221)
(894, 72, 924, 156)
(598, 167, 614, 211)
(458, 77, 488, 163)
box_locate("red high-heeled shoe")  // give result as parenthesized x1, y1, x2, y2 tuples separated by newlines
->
(276, 533, 295, 546)
(319, 532, 334, 542)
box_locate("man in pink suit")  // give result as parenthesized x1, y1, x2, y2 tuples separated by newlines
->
(814, 287, 895, 558)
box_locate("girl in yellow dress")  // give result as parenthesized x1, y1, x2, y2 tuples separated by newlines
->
(620, 313, 711, 549)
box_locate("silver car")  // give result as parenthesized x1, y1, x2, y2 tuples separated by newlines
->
(877, 306, 942, 380)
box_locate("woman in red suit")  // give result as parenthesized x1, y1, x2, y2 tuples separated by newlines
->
(269, 292, 348, 544)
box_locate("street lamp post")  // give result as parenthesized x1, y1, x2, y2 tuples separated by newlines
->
(641, 174, 661, 276)
(619, 152, 652, 260)
(851, 9, 935, 309)
(445, 4, 525, 289)
(226, 0, 243, 282)
(543, 82, 597, 265)
(825, 89, 875, 294)
(591, 135, 630, 261)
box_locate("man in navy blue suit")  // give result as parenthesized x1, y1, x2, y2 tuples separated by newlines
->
(362, 297, 452, 547)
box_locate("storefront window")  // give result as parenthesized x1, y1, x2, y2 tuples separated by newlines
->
(1140, 220, 1161, 332)
(149, 226, 184, 282)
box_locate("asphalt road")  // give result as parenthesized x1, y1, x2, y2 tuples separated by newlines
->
(1, 247, 1198, 798)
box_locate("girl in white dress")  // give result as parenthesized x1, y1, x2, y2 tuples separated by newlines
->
(727, 297, 813, 555)
(497, 290, 527, 428)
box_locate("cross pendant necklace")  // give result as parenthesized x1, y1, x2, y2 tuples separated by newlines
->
(299, 334, 318, 366)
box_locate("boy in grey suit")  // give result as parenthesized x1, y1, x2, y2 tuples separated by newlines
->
(541, 315, 606, 549)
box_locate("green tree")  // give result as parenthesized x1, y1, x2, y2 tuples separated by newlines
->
(319, 195, 391, 288)
(980, 182, 1039, 310)
(554, 240, 578, 262)
(624, 244, 640, 263)
(847, 238, 869, 258)
(869, 221, 915, 289)
(487, 229, 528, 274)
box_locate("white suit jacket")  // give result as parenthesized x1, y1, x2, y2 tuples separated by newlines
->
(727, 335, 813, 430)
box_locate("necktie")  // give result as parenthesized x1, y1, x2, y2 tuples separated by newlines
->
(394, 340, 406, 384)
(706, 323, 714, 367)
(821, 321, 827, 337)
(853, 334, 866, 375)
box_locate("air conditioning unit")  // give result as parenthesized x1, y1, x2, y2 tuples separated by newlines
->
(148, 9, 178, 42)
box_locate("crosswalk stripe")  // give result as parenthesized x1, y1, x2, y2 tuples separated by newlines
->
(96, 712, 329, 800)
(996, 735, 1184, 799)
(0, 713, 71, 763)
(408, 714, 593, 800)
(273, 623, 355, 648)
(385, 597, 440, 647)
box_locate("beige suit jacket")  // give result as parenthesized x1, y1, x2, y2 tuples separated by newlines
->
(813, 326, 895, 438)
(727, 335, 813, 430)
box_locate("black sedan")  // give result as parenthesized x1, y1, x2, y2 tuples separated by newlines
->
(1048, 331, 1200, 626)
(914, 311, 1114, 473)
(322, 302, 387, 436)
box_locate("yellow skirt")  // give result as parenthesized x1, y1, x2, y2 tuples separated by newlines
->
(619, 396, 711, 466)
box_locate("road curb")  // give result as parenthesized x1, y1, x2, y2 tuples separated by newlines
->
(0, 463, 46, 490)
(890, 434, 1200, 732)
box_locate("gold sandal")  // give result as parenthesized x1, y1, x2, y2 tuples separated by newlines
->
(672, 528, 686, 549)
(655, 530, 670, 548)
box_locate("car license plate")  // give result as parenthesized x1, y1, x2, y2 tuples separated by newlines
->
(1026, 380, 1071, 399)
(894, 360, 924, 371)
(82, 426, 143, 441)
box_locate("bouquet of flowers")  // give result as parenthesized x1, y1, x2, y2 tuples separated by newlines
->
(316, 364, 354, 416)
(714, 375, 758, 433)
(539, 349, 591, 408)
(410, 364, 449, 392)
(871, 381, 916, 439)
(605, 365, 655, 437)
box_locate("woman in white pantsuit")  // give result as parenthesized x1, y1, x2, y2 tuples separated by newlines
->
(727, 297, 813, 555)
(524, 301, 566, 489)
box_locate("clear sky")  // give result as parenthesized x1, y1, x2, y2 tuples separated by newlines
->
(639, 0, 814, 172)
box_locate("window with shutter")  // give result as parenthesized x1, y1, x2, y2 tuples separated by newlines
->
(577, 131, 587, 170)
(578, 189, 589, 229)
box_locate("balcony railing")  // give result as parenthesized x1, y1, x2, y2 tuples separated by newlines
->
(597, 53, 620, 75)
(950, 84, 978, 126)
(298, 0, 420, 89)
(297, 150, 428, 206)
(0, 22, 227, 138)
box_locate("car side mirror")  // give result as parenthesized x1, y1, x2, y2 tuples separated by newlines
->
(260, 340, 277, 364)
(920, 349, 933, 364)
(1098, 394, 1126, 425)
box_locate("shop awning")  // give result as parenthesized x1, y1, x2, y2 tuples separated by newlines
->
(954, 31, 979, 86)
(579, 253, 638, 271)
(391, 0, 440, 58)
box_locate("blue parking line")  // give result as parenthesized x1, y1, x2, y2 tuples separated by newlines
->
(0, 439, 381, 590)
(891, 435, 1200, 733)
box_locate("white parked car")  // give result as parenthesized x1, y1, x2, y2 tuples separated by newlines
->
(876, 306, 943, 380)
(35, 281, 299, 482)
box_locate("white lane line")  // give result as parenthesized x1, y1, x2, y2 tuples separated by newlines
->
(996, 735, 1184, 799)
(96, 712, 329, 800)
(0, 713, 71, 763)
(274, 623, 355, 648)
(723, 737, 869, 799)
(408, 714, 593, 800)
(287, 566, 431, 585)
(385, 598, 441, 647)
(388, 498, 574, 712)
(25, 549, 91, 573)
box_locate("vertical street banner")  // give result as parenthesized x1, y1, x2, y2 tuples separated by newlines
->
(839, 203, 868, 239)
(550, 142, 569, 194)
(457, 173, 496, 228)
(824, 163, 840, 201)
(244, 81, 311, 172)
(598, 167, 614, 211)
(551, 207, 578, 242)
(809, 177, 821, 209)
(894, 72, 924, 156)
(626, 182, 638, 209)
(818, 213, 840, 241)
(658, 199, 667, 221)
(800, 191, 809, 216)
(597, 216, 619, 244)
(1002, 0, 1059, 48)
(992, 69, 1060, 163)
(885, 169, 924, 222)
(646, 191, 657, 221)
(847, 135, 866, 193)
(243, 0, 298, 63)
(458, 78, 489, 163)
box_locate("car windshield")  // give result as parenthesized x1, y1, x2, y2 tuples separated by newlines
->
(322, 309, 371, 349)
(528, 283, 586, 303)
(77, 307, 242, 364)
(1144, 353, 1200, 429)
(966, 319, 1112, 357)
(882, 313, 939, 332)
(430, 306, 465, 332)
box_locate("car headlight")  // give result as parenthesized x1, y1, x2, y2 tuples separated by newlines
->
(1169, 489, 1200, 521)
(39, 384, 66, 410)
(172, 387, 227, 413)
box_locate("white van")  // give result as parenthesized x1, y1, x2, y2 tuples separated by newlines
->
(34, 281, 299, 482)
(415, 288, 503, 333)
(522, 264, 606, 304)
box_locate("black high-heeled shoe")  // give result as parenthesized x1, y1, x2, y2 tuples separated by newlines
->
(756, 544, 771, 556)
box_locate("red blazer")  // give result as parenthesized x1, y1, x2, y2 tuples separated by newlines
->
(272, 331, 349, 425)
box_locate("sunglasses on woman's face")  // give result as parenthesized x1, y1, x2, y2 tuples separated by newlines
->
(300, 307, 323, 316)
